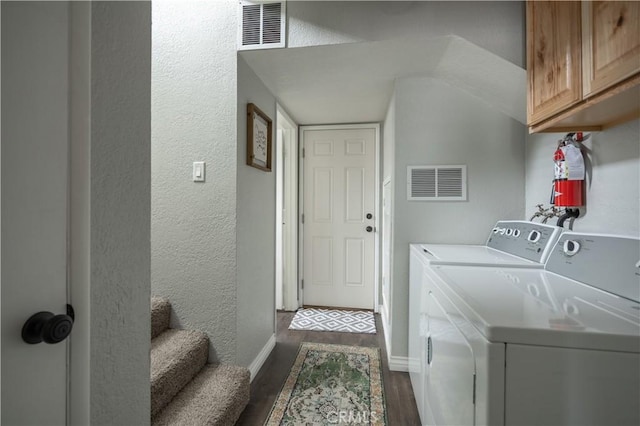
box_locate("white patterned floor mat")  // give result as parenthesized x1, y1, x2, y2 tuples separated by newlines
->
(289, 308, 376, 334)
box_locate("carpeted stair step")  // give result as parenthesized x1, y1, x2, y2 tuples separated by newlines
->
(151, 329, 209, 418)
(151, 296, 171, 339)
(152, 364, 251, 426)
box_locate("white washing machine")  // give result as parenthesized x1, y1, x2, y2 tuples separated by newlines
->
(409, 220, 562, 422)
(411, 232, 640, 425)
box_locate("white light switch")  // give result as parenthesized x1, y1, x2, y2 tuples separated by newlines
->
(193, 161, 205, 182)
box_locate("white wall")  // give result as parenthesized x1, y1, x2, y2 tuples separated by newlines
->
(388, 77, 526, 359)
(236, 56, 277, 367)
(287, 1, 525, 67)
(152, 1, 239, 363)
(89, 3, 152, 423)
(526, 120, 640, 237)
(383, 93, 396, 182)
(381, 92, 396, 330)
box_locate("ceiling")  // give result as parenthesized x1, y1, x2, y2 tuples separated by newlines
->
(240, 35, 527, 125)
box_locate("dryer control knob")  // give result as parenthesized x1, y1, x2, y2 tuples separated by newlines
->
(513, 229, 521, 238)
(527, 230, 541, 243)
(563, 240, 581, 256)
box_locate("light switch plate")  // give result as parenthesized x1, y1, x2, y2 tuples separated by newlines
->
(193, 161, 205, 182)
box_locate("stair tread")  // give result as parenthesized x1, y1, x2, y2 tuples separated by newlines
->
(151, 296, 171, 339)
(152, 364, 250, 426)
(151, 329, 209, 418)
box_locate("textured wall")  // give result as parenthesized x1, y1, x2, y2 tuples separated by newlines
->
(236, 57, 277, 368)
(89, 2, 151, 424)
(525, 120, 640, 237)
(390, 77, 526, 358)
(151, 1, 238, 363)
(287, 1, 525, 67)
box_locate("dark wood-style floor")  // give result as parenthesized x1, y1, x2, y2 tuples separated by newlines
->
(236, 311, 421, 425)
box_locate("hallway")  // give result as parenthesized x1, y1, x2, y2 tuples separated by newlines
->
(237, 311, 420, 425)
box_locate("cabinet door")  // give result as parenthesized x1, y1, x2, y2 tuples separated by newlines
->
(583, 1, 640, 96)
(527, 1, 582, 124)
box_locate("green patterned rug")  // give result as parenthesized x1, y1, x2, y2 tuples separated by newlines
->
(265, 343, 386, 425)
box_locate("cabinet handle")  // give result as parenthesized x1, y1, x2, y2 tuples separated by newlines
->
(427, 336, 433, 365)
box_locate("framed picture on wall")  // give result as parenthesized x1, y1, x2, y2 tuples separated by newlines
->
(247, 103, 272, 172)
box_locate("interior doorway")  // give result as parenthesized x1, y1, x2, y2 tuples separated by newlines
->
(275, 105, 299, 311)
(299, 124, 380, 310)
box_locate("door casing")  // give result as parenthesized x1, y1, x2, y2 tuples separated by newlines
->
(275, 105, 299, 312)
(298, 123, 381, 312)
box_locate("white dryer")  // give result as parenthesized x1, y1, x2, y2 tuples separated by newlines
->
(411, 232, 640, 426)
(416, 220, 562, 268)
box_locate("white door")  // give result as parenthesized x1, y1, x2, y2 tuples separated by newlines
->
(302, 126, 377, 309)
(1, 2, 71, 424)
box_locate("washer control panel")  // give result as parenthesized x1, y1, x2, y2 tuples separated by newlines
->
(487, 221, 562, 263)
(546, 233, 640, 303)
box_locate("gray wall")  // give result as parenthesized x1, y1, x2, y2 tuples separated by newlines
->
(89, 2, 152, 424)
(525, 120, 640, 237)
(287, 1, 525, 67)
(236, 56, 277, 367)
(388, 77, 526, 359)
(150, 0, 528, 370)
(151, 1, 239, 363)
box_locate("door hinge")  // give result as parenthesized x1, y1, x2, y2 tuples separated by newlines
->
(472, 373, 476, 404)
(301, 279, 304, 289)
(301, 213, 305, 224)
(302, 148, 305, 158)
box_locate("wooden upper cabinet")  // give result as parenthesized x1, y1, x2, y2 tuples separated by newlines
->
(527, 1, 582, 125)
(526, 1, 640, 133)
(583, 1, 640, 96)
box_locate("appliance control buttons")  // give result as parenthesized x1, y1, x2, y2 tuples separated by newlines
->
(493, 227, 499, 234)
(528, 230, 541, 243)
(563, 240, 581, 256)
(506, 228, 513, 236)
(513, 229, 521, 238)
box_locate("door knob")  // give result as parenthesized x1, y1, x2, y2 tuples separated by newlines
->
(22, 304, 75, 344)
(366, 213, 373, 219)
(366, 226, 373, 232)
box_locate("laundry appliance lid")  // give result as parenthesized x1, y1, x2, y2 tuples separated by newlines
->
(429, 265, 640, 353)
(419, 244, 542, 268)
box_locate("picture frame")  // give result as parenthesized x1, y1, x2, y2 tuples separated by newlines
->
(246, 103, 273, 172)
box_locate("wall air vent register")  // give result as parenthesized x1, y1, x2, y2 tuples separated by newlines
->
(238, 1, 286, 50)
(407, 165, 467, 201)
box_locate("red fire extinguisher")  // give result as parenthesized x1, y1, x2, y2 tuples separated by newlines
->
(553, 132, 585, 208)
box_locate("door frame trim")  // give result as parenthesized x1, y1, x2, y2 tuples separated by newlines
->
(275, 104, 299, 313)
(298, 123, 381, 312)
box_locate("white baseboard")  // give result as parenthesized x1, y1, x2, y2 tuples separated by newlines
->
(388, 355, 409, 372)
(248, 333, 276, 382)
(379, 303, 392, 359)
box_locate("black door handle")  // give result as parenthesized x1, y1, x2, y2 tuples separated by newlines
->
(366, 226, 373, 232)
(22, 304, 75, 344)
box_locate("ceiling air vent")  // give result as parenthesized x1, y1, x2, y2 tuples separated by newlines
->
(239, 1, 286, 50)
(407, 165, 467, 201)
